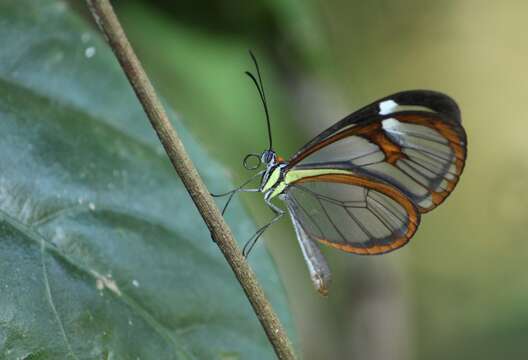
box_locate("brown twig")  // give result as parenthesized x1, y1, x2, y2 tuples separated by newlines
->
(85, 1, 296, 359)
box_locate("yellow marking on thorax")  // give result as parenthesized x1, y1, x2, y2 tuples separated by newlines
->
(268, 182, 287, 199)
(261, 167, 282, 193)
(266, 168, 352, 199)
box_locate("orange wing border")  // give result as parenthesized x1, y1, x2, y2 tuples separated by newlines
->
(288, 112, 467, 214)
(290, 173, 421, 255)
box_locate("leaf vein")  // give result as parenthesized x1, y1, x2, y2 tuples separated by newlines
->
(40, 238, 79, 360)
(1, 209, 192, 359)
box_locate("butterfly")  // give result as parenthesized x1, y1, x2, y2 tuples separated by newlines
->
(214, 52, 467, 295)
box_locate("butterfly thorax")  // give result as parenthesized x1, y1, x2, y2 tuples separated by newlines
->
(258, 150, 288, 200)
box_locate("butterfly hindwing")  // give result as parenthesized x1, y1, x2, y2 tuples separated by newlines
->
(282, 171, 420, 255)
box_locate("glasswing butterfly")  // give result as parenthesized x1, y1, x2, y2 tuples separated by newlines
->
(213, 52, 467, 295)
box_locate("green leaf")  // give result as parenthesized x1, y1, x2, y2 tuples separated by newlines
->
(0, 1, 295, 359)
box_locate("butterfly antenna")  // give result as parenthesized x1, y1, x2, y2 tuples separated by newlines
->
(246, 50, 273, 150)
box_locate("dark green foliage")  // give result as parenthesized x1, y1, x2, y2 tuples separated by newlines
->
(0, 1, 294, 358)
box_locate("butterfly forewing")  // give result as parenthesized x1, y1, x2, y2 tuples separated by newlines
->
(283, 173, 419, 255)
(287, 90, 467, 213)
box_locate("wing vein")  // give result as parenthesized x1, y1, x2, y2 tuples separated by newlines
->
(317, 197, 348, 243)
(345, 189, 375, 243)
(386, 128, 449, 146)
(291, 192, 327, 240)
(365, 200, 395, 234)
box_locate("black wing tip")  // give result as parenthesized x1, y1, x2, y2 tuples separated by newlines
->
(387, 89, 462, 123)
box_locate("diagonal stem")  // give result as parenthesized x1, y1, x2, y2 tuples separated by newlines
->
(85, 1, 296, 359)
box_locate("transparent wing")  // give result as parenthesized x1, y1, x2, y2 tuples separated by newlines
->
(287, 90, 467, 213)
(283, 173, 420, 255)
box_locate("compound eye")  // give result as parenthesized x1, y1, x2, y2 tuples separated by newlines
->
(262, 150, 275, 163)
(261, 151, 268, 163)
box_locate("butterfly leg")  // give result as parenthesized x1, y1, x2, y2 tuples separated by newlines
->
(210, 187, 260, 243)
(211, 170, 264, 216)
(242, 199, 284, 258)
(219, 187, 259, 216)
(210, 170, 264, 198)
(209, 171, 265, 243)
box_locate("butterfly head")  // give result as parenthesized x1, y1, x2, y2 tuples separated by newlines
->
(242, 149, 283, 171)
(260, 149, 276, 166)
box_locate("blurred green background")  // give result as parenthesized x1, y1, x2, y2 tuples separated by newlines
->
(86, 0, 528, 358)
